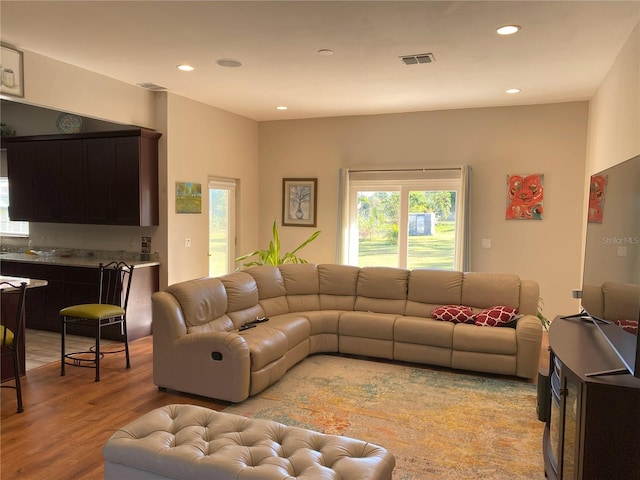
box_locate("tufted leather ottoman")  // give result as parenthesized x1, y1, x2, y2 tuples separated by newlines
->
(103, 404, 395, 480)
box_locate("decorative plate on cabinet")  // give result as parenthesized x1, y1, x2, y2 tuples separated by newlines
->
(56, 113, 83, 134)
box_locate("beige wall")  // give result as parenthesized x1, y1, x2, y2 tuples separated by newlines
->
(259, 102, 589, 318)
(587, 22, 640, 174)
(20, 50, 157, 129)
(581, 22, 640, 293)
(163, 94, 260, 287)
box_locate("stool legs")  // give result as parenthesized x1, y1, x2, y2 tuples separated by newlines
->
(123, 317, 131, 370)
(12, 343, 23, 413)
(95, 319, 101, 382)
(60, 316, 129, 382)
(61, 317, 66, 377)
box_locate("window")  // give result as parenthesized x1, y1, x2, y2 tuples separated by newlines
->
(0, 177, 28, 236)
(208, 177, 237, 276)
(339, 168, 469, 270)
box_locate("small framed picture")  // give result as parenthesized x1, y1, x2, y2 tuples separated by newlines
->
(282, 178, 317, 227)
(175, 181, 202, 214)
(1, 45, 24, 98)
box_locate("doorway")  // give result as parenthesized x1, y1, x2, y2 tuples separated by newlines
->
(208, 177, 237, 276)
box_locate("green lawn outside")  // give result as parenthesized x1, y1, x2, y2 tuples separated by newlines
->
(209, 234, 228, 276)
(358, 220, 456, 269)
(210, 221, 456, 274)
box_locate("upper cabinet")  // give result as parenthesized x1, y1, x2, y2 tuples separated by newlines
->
(3, 129, 161, 226)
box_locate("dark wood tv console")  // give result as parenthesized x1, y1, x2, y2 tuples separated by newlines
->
(543, 317, 640, 479)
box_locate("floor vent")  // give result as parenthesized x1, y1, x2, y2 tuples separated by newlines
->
(136, 82, 167, 91)
(400, 53, 435, 65)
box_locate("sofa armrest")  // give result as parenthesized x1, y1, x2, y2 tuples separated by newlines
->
(152, 291, 251, 402)
(154, 330, 251, 403)
(515, 314, 543, 378)
(519, 279, 540, 316)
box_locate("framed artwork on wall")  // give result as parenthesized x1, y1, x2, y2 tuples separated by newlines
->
(506, 173, 544, 220)
(588, 174, 607, 223)
(1, 45, 24, 98)
(175, 181, 202, 214)
(282, 178, 317, 227)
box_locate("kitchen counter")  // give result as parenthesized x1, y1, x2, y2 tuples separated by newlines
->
(0, 253, 159, 340)
(0, 252, 160, 269)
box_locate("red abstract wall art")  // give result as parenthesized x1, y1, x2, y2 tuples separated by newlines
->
(506, 174, 544, 220)
(588, 174, 607, 223)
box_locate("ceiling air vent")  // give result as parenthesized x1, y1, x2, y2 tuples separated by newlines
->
(136, 82, 167, 91)
(400, 53, 435, 65)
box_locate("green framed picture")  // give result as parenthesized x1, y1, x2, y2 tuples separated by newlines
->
(176, 181, 202, 214)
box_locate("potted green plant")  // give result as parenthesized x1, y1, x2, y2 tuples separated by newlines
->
(235, 219, 321, 268)
(537, 297, 550, 331)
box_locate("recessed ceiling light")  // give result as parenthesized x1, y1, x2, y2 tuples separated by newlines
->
(317, 49, 334, 56)
(276, 106, 288, 111)
(506, 88, 521, 94)
(177, 64, 194, 72)
(497, 25, 521, 35)
(216, 59, 243, 68)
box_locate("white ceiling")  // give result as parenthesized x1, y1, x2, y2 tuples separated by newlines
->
(1, 1, 639, 122)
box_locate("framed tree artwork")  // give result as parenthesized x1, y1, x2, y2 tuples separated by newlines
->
(282, 178, 317, 227)
(175, 181, 202, 214)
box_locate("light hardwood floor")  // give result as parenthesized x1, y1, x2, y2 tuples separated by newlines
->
(1, 332, 549, 480)
(25, 329, 115, 371)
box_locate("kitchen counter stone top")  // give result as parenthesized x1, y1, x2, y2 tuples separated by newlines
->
(0, 252, 160, 269)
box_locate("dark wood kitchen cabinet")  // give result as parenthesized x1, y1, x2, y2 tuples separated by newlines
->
(4, 129, 161, 226)
(0, 260, 158, 341)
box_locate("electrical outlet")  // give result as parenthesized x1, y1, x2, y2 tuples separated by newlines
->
(481, 238, 492, 249)
(184, 238, 192, 248)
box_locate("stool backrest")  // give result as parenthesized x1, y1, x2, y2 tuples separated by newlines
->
(0, 281, 27, 348)
(98, 262, 134, 312)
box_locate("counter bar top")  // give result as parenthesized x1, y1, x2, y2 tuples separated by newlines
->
(0, 253, 159, 269)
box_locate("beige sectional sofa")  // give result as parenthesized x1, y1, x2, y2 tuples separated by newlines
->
(581, 281, 640, 323)
(152, 264, 542, 403)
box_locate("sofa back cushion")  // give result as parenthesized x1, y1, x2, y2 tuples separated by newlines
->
(405, 270, 463, 317)
(354, 267, 409, 315)
(279, 263, 320, 312)
(165, 277, 234, 333)
(318, 264, 359, 310)
(461, 272, 521, 310)
(219, 272, 263, 327)
(246, 266, 289, 316)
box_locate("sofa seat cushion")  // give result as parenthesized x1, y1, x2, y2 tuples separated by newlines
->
(301, 310, 342, 335)
(242, 326, 288, 371)
(266, 314, 312, 349)
(339, 312, 397, 340)
(453, 323, 517, 355)
(394, 316, 454, 348)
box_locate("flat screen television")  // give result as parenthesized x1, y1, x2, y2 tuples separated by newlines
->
(578, 154, 640, 378)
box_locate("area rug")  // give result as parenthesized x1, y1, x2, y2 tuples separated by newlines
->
(224, 354, 545, 480)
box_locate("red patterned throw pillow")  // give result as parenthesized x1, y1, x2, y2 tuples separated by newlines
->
(615, 319, 638, 336)
(475, 306, 519, 327)
(432, 305, 475, 324)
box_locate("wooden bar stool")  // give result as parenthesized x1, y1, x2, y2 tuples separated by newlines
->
(60, 262, 134, 382)
(1, 280, 28, 413)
